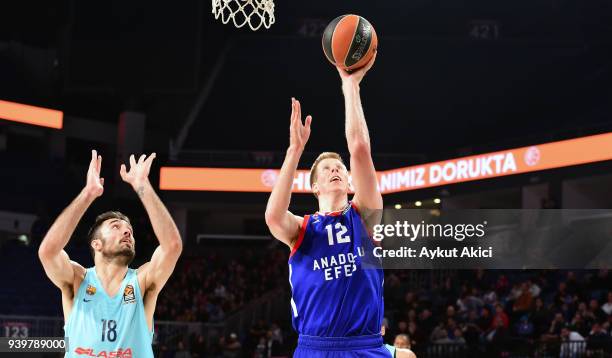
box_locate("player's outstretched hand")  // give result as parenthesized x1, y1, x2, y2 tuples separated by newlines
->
(289, 98, 312, 151)
(120, 153, 156, 190)
(337, 50, 377, 86)
(84, 149, 104, 198)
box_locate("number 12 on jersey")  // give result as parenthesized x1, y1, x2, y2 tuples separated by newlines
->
(325, 223, 351, 245)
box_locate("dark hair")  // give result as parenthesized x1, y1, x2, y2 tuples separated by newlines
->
(87, 211, 131, 259)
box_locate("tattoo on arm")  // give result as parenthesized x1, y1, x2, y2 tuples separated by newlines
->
(136, 185, 145, 198)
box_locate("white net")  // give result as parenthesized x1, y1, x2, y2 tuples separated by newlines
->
(212, 0, 275, 31)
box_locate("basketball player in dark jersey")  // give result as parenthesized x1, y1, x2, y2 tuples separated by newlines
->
(265, 53, 400, 357)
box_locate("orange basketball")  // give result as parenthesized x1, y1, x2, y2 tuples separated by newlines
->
(322, 14, 378, 71)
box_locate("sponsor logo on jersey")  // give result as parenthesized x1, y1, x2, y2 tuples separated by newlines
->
(123, 284, 135, 304)
(86, 285, 97, 296)
(74, 347, 133, 357)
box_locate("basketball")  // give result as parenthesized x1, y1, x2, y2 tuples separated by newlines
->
(322, 14, 378, 71)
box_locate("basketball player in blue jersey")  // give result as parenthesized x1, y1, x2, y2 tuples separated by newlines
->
(265, 53, 408, 357)
(38, 150, 182, 357)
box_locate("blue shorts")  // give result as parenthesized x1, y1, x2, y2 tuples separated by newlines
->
(293, 334, 393, 358)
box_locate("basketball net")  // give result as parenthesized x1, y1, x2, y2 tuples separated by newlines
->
(212, 0, 275, 31)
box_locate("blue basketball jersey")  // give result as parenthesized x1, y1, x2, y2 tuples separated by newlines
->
(64, 267, 154, 358)
(288, 202, 384, 337)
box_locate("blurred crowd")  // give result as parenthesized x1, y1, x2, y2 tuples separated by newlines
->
(154, 320, 292, 358)
(155, 248, 288, 324)
(115, 207, 610, 355)
(151, 251, 612, 357)
(383, 269, 612, 356)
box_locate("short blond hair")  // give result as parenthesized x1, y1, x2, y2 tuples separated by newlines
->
(309, 152, 345, 189)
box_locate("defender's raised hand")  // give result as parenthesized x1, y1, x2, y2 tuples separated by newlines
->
(85, 149, 104, 198)
(289, 98, 312, 151)
(120, 153, 156, 190)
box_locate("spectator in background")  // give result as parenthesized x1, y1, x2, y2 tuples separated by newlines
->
(589, 298, 606, 322)
(464, 288, 484, 313)
(462, 310, 482, 346)
(269, 323, 283, 346)
(393, 320, 409, 338)
(451, 328, 466, 346)
(445, 305, 457, 323)
(418, 308, 435, 334)
(438, 277, 458, 306)
(590, 269, 612, 294)
(544, 313, 566, 340)
(247, 319, 268, 353)
(486, 319, 509, 355)
(406, 309, 418, 324)
(531, 297, 550, 337)
(602, 291, 612, 316)
(527, 278, 541, 298)
(554, 282, 572, 309)
(174, 341, 191, 358)
(403, 292, 419, 312)
(214, 283, 227, 299)
(570, 312, 589, 337)
(430, 322, 448, 344)
(393, 334, 410, 349)
(222, 332, 241, 358)
(456, 288, 483, 320)
(445, 318, 458, 339)
(407, 321, 424, 352)
(515, 315, 534, 339)
(158, 344, 175, 358)
(576, 302, 590, 322)
(495, 275, 510, 296)
(483, 285, 498, 306)
(587, 322, 610, 353)
(385, 274, 403, 310)
(491, 304, 509, 330)
(509, 283, 523, 301)
(190, 334, 206, 358)
(559, 303, 573, 323)
(565, 272, 581, 297)
(559, 326, 585, 358)
(253, 337, 266, 358)
(456, 292, 469, 317)
(477, 307, 492, 332)
(512, 282, 533, 317)
(472, 268, 490, 292)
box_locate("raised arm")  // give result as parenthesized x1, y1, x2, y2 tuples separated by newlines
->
(337, 53, 383, 211)
(38, 150, 103, 289)
(120, 153, 182, 293)
(265, 98, 312, 248)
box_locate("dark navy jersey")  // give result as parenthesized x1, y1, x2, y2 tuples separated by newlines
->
(288, 202, 384, 337)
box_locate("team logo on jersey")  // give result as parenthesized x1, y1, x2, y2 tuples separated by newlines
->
(86, 285, 96, 295)
(123, 284, 136, 304)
